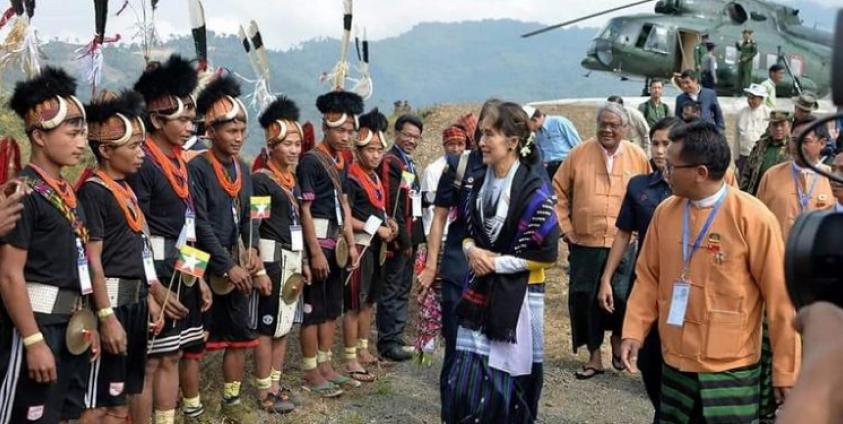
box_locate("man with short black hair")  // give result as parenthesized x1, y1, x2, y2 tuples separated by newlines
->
(761, 64, 786, 109)
(638, 79, 673, 127)
(523, 105, 581, 180)
(621, 121, 799, 423)
(675, 69, 725, 130)
(0, 67, 96, 424)
(377, 114, 424, 361)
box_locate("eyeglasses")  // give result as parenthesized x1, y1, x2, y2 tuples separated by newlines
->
(400, 131, 422, 141)
(665, 162, 702, 173)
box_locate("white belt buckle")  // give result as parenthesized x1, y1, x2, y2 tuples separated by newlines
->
(313, 218, 330, 239)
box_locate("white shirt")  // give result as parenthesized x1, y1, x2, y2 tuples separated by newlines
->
(734, 104, 771, 157)
(600, 142, 625, 174)
(420, 155, 455, 239)
(690, 183, 728, 208)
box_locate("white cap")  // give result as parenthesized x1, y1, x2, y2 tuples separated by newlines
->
(522, 105, 537, 118)
(743, 83, 768, 98)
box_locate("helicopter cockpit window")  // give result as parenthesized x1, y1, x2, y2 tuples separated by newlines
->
(598, 19, 641, 46)
(643, 25, 670, 53)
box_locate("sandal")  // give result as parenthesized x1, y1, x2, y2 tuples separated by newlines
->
(574, 366, 605, 380)
(301, 381, 344, 398)
(346, 369, 377, 382)
(612, 354, 625, 371)
(329, 374, 362, 388)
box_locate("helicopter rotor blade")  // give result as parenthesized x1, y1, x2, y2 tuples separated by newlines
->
(521, 0, 655, 38)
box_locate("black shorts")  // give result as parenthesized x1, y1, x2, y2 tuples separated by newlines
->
(85, 300, 148, 409)
(205, 288, 258, 351)
(344, 245, 383, 311)
(256, 255, 299, 338)
(0, 317, 90, 422)
(301, 247, 344, 326)
(147, 274, 206, 357)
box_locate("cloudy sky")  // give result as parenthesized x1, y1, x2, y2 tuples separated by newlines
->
(33, 0, 838, 49)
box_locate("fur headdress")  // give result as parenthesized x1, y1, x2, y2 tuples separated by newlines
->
(85, 90, 146, 146)
(315, 90, 363, 130)
(9, 66, 86, 132)
(196, 73, 246, 126)
(356, 107, 387, 148)
(259, 96, 301, 145)
(133, 54, 198, 118)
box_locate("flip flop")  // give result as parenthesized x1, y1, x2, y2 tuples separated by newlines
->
(329, 374, 362, 388)
(346, 369, 377, 382)
(301, 382, 344, 398)
(574, 366, 605, 380)
(612, 354, 626, 371)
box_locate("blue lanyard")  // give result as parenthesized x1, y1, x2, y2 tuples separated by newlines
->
(681, 188, 728, 279)
(791, 163, 819, 211)
(395, 146, 416, 175)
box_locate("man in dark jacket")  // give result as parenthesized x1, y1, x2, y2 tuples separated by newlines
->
(376, 114, 425, 361)
(674, 69, 725, 130)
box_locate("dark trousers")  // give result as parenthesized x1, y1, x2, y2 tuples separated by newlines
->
(639, 329, 663, 423)
(376, 248, 415, 352)
(439, 279, 463, 404)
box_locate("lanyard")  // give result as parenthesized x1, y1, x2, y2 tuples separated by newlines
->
(681, 189, 727, 280)
(395, 146, 416, 176)
(791, 163, 819, 211)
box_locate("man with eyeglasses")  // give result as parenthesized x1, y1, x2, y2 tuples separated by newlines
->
(621, 121, 799, 423)
(740, 110, 792, 195)
(553, 102, 650, 380)
(377, 114, 425, 361)
(756, 116, 834, 238)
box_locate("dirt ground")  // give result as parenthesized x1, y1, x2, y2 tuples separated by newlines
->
(194, 255, 653, 424)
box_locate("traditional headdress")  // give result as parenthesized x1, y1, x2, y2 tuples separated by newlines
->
(196, 73, 247, 126)
(316, 90, 363, 130)
(355, 108, 387, 149)
(133, 54, 198, 120)
(85, 90, 146, 148)
(9, 66, 86, 133)
(259, 96, 301, 146)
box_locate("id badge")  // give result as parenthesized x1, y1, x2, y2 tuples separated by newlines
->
(76, 239, 93, 295)
(142, 237, 159, 285)
(290, 225, 304, 251)
(231, 204, 240, 227)
(185, 209, 197, 242)
(364, 216, 383, 235)
(411, 190, 423, 218)
(666, 281, 691, 327)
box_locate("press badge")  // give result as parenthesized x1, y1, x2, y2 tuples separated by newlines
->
(666, 281, 690, 327)
(411, 190, 422, 218)
(364, 216, 383, 235)
(290, 225, 304, 251)
(185, 210, 197, 242)
(77, 239, 93, 295)
(142, 237, 159, 285)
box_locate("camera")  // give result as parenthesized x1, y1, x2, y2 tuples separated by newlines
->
(784, 9, 843, 309)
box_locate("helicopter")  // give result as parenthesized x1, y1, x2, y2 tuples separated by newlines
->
(522, 0, 833, 97)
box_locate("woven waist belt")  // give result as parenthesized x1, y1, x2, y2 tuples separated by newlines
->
(104, 278, 144, 307)
(27, 283, 84, 315)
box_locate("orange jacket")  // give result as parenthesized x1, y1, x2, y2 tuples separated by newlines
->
(623, 187, 800, 386)
(756, 161, 834, 239)
(553, 138, 650, 248)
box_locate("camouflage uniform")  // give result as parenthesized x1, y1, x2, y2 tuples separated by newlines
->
(739, 134, 790, 195)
